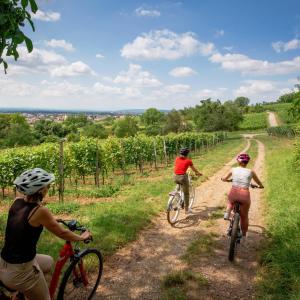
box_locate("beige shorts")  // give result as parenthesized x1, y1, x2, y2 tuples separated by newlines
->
(0, 254, 53, 300)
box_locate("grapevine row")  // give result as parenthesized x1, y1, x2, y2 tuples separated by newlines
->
(0, 132, 227, 196)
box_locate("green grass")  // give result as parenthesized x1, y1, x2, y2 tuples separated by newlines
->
(182, 232, 218, 264)
(239, 113, 268, 130)
(160, 270, 208, 300)
(256, 136, 300, 299)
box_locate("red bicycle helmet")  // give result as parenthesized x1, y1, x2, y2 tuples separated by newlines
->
(237, 153, 250, 163)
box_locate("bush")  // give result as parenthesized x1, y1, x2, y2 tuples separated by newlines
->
(267, 126, 296, 138)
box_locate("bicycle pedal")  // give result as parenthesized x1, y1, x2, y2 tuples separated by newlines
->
(73, 279, 84, 288)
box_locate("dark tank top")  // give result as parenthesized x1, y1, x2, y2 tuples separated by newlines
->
(1, 198, 43, 263)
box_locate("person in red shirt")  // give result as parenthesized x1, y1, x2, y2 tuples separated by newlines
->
(174, 148, 202, 214)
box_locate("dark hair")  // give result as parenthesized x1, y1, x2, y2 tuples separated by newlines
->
(26, 190, 44, 203)
(179, 147, 190, 156)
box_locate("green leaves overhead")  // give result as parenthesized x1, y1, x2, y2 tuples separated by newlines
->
(0, 0, 38, 73)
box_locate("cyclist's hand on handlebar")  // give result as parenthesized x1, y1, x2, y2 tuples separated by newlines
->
(80, 230, 92, 242)
(195, 171, 202, 176)
(250, 184, 264, 189)
(221, 178, 232, 182)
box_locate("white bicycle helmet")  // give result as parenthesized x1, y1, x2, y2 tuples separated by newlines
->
(14, 168, 55, 195)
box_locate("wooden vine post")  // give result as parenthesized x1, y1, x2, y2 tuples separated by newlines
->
(153, 139, 158, 170)
(95, 145, 100, 188)
(58, 138, 65, 203)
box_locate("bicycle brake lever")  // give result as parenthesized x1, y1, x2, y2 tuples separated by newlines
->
(84, 236, 93, 244)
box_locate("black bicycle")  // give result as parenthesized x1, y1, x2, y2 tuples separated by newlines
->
(223, 180, 261, 261)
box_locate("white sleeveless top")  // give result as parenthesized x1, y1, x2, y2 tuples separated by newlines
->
(232, 167, 253, 189)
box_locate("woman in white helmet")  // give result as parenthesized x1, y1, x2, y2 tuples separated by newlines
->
(0, 168, 91, 300)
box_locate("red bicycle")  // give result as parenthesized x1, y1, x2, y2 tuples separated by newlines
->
(0, 219, 103, 300)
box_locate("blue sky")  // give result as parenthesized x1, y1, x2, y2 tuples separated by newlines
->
(1, 0, 300, 110)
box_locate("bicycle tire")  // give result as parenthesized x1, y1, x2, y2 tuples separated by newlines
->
(228, 213, 240, 262)
(167, 193, 181, 225)
(189, 184, 195, 209)
(57, 248, 103, 300)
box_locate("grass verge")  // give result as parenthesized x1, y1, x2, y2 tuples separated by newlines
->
(256, 136, 300, 299)
(160, 270, 208, 300)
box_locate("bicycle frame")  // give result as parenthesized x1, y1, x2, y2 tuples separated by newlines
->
(49, 242, 74, 299)
(228, 203, 241, 235)
(49, 241, 88, 299)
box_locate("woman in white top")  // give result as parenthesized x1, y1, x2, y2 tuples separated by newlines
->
(221, 153, 264, 239)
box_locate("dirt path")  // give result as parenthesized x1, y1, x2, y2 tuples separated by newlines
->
(94, 138, 265, 299)
(268, 111, 278, 127)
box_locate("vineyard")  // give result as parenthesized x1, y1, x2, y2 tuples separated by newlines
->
(267, 125, 297, 138)
(239, 112, 267, 130)
(0, 132, 226, 199)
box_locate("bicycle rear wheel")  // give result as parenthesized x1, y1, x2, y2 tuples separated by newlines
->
(228, 214, 240, 262)
(167, 193, 182, 225)
(189, 184, 195, 209)
(57, 249, 103, 300)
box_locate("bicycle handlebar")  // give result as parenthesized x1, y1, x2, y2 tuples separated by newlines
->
(57, 219, 93, 243)
(221, 178, 263, 189)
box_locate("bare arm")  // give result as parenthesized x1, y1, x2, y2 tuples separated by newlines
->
(221, 171, 232, 181)
(31, 207, 89, 242)
(252, 171, 264, 188)
(190, 165, 202, 176)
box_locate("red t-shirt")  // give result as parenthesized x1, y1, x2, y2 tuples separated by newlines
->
(174, 157, 193, 175)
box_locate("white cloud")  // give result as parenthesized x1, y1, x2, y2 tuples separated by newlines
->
(223, 46, 233, 52)
(214, 29, 225, 38)
(50, 61, 96, 77)
(45, 39, 75, 51)
(114, 64, 161, 87)
(169, 67, 197, 77)
(164, 84, 191, 93)
(0, 78, 36, 97)
(121, 29, 215, 60)
(96, 53, 105, 59)
(16, 46, 66, 67)
(196, 88, 227, 99)
(210, 52, 300, 75)
(272, 39, 300, 53)
(40, 80, 89, 97)
(32, 10, 60, 22)
(234, 80, 275, 97)
(135, 7, 161, 17)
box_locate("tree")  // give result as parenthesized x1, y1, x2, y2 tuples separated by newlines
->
(63, 114, 91, 133)
(234, 96, 250, 107)
(277, 92, 297, 103)
(141, 108, 164, 135)
(82, 123, 108, 139)
(289, 92, 300, 120)
(0, 113, 34, 147)
(163, 110, 184, 134)
(113, 116, 139, 138)
(192, 99, 243, 131)
(33, 119, 69, 143)
(0, 0, 38, 73)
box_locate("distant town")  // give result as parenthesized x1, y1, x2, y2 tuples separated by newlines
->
(0, 108, 154, 123)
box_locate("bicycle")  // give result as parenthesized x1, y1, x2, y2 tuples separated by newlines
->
(223, 181, 261, 261)
(167, 171, 196, 225)
(0, 219, 103, 300)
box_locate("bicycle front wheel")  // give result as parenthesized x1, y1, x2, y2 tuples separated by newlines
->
(57, 248, 103, 300)
(189, 184, 195, 209)
(228, 214, 240, 262)
(167, 193, 181, 225)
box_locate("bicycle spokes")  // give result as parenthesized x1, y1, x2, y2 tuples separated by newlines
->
(61, 251, 102, 299)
